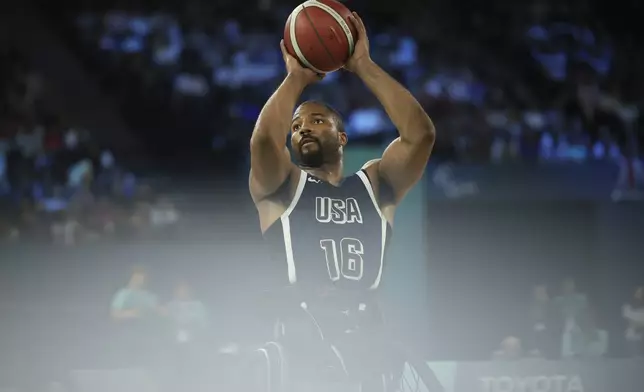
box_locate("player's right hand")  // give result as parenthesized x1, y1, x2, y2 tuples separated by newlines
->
(280, 40, 324, 85)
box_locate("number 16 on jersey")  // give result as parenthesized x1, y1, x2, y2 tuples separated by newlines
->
(320, 238, 365, 281)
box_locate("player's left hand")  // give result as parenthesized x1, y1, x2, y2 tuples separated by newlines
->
(343, 12, 371, 73)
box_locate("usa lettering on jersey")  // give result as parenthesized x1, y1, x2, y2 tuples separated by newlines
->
(315, 197, 363, 224)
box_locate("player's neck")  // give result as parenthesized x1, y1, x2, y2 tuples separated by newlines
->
(303, 162, 344, 185)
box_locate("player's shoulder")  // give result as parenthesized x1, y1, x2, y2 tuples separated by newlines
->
(361, 159, 382, 171)
(359, 159, 381, 185)
(358, 159, 396, 210)
(250, 165, 301, 204)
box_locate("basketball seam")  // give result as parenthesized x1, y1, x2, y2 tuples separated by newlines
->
(290, 0, 355, 73)
(306, 0, 355, 55)
(301, 4, 338, 70)
(289, 5, 325, 74)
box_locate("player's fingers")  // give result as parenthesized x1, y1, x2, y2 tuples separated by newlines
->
(348, 14, 359, 33)
(352, 12, 366, 35)
(280, 40, 288, 59)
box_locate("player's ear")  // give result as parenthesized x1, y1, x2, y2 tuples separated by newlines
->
(339, 131, 348, 147)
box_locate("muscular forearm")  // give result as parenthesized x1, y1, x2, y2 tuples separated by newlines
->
(251, 74, 307, 145)
(356, 60, 435, 143)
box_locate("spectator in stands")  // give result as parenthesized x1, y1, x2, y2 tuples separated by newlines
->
(14, 120, 44, 163)
(111, 265, 160, 321)
(166, 280, 210, 392)
(86, 196, 118, 237)
(554, 278, 589, 358)
(5, 116, 36, 198)
(110, 266, 165, 367)
(42, 186, 72, 244)
(572, 307, 608, 358)
(0, 45, 164, 245)
(492, 336, 524, 361)
(526, 284, 558, 358)
(50, 163, 95, 246)
(149, 197, 181, 236)
(166, 280, 209, 344)
(562, 67, 628, 158)
(622, 286, 644, 357)
(94, 149, 119, 196)
(17, 198, 43, 239)
(0, 119, 9, 194)
(70, 0, 644, 168)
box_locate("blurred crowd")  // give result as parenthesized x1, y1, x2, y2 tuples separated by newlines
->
(0, 48, 180, 244)
(495, 279, 644, 361)
(3, 0, 642, 243)
(108, 266, 221, 391)
(66, 0, 642, 166)
(107, 268, 644, 392)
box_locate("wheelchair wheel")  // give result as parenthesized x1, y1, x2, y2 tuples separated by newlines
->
(235, 341, 287, 392)
(234, 341, 359, 392)
(389, 361, 430, 392)
(386, 349, 444, 392)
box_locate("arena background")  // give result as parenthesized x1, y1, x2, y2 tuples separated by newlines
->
(1, 0, 644, 391)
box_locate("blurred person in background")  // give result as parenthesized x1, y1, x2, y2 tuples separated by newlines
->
(492, 336, 524, 361)
(562, 65, 643, 197)
(622, 286, 644, 357)
(165, 280, 210, 392)
(128, 193, 155, 238)
(166, 280, 209, 347)
(16, 198, 43, 239)
(110, 266, 165, 368)
(571, 307, 608, 358)
(110, 266, 161, 321)
(86, 196, 118, 237)
(5, 116, 37, 198)
(562, 67, 625, 154)
(526, 284, 558, 358)
(0, 119, 10, 194)
(93, 149, 121, 196)
(50, 163, 95, 245)
(149, 197, 181, 237)
(554, 278, 590, 358)
(40, 185, 71, 243)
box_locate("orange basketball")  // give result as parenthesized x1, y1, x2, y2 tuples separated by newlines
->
(283, 0, 358, 74)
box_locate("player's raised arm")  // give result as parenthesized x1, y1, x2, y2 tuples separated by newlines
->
(345, 13, 436, 203)
(249, 41, 322, 201)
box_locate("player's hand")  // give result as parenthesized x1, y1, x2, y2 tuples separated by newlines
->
(280, 40, 324, 85)
(344, 12, 371, 73)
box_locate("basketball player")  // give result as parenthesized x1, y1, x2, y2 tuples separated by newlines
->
(248, 13, 435, 390)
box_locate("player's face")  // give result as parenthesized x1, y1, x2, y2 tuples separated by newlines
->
(291, 103, 346, 168)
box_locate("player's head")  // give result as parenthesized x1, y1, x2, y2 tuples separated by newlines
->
(290, 101, 347, 168)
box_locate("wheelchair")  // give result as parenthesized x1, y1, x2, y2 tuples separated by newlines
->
(232, 301, 444, 392)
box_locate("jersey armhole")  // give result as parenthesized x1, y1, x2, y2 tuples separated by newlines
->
(356, 170, 385, 220)
(280, 170, 307, 220)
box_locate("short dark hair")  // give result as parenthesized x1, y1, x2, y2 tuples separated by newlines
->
(299, 100, 345, 134)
